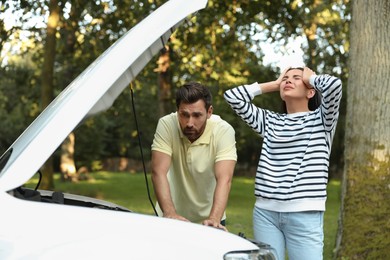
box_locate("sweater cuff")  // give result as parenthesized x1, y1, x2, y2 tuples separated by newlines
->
(245, 82, 262, 96)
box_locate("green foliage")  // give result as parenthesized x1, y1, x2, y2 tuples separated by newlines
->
(1, 0, 350, 175)
(338, 156, 390, 259)
(0, 64, 39, 152)
(73, 114, 110, 167)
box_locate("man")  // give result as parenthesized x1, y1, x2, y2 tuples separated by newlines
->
(151, 82, 237, 230)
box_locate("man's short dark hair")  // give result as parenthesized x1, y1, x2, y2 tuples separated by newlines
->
(176, 82, 212, 110)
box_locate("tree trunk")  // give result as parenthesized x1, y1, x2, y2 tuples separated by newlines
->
(60, 132, 77, 181)
(59, 2, 79, 182)
(40, 0, 60, 189)
(335, 0, 390, 259)
(155, 46, 173, 118)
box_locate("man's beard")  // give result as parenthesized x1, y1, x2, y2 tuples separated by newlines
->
(183, 128, 199, 142)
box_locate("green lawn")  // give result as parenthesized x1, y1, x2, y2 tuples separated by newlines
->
(26, 172, 341, 260)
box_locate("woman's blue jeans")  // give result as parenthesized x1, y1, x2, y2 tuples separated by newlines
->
(253, 206, 324, 260)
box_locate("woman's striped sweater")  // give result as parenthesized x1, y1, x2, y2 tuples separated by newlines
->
(224, 74, 342, 212)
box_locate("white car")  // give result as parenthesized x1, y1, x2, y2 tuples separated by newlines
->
(0, 0, 275, 259)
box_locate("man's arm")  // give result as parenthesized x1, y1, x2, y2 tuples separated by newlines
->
(151, 150, 189, 222)
(202, 160, 236, 231)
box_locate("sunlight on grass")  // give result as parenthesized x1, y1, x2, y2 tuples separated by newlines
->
(234, 178, 256, 185)
(227, 177, 255, 238)
(324, 179, 341, 260)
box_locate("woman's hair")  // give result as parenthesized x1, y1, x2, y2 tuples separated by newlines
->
(176, 82, 212, 110)
(281, 67, 321, 113)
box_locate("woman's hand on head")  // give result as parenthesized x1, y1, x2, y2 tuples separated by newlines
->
(265, 67, 291, 93)
(303, 67, 316, 88)
(275, 67, 291, 86)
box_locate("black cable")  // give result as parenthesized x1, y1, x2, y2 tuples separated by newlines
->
(35, 170, 42, 191)
(14, 170, 42, 198)
(129, 82, 158, 216)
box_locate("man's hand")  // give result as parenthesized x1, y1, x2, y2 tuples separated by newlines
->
(202, 218, 228, 232)
(163, 212, 190, 222)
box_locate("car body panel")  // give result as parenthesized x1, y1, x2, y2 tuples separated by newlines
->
(0, 192, 258, 259)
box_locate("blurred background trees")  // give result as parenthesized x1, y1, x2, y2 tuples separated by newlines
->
(0, 0, 350, 179)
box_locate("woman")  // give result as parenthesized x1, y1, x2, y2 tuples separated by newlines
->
(224, 67, 342, 260)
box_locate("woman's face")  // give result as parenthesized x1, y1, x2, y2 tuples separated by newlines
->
(279, 69, 312, 101)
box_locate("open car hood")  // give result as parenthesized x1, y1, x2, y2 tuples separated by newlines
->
(0, 0, 208, 192)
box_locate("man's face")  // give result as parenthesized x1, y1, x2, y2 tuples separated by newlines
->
(280, 69, 312, 101)
(177, 100, 212, 143)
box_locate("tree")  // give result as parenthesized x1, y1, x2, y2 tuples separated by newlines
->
(0, 0, 25, 61)
(0, 1, 42, 154)
(1, 0, 351, 179)
(335, 0, 390, 259)
(0, 7, 13, 62)
(155, 46, 174, 118)
(0, 64, 38, 152)
(57, 0, 96, 181)
(40, 0, 60, 189)
(58, 0, 80, 182)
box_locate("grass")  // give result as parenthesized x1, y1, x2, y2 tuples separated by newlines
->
(26, 172, 341, 260)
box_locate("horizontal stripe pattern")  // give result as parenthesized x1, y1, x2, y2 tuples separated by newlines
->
(224, 75, 342, 211)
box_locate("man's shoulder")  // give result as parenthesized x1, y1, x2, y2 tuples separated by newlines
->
(155, 113, 179, 137)
(209, 114, 234, 131)
(160, 112, 177, 120)
(159, 112, 177, 125)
